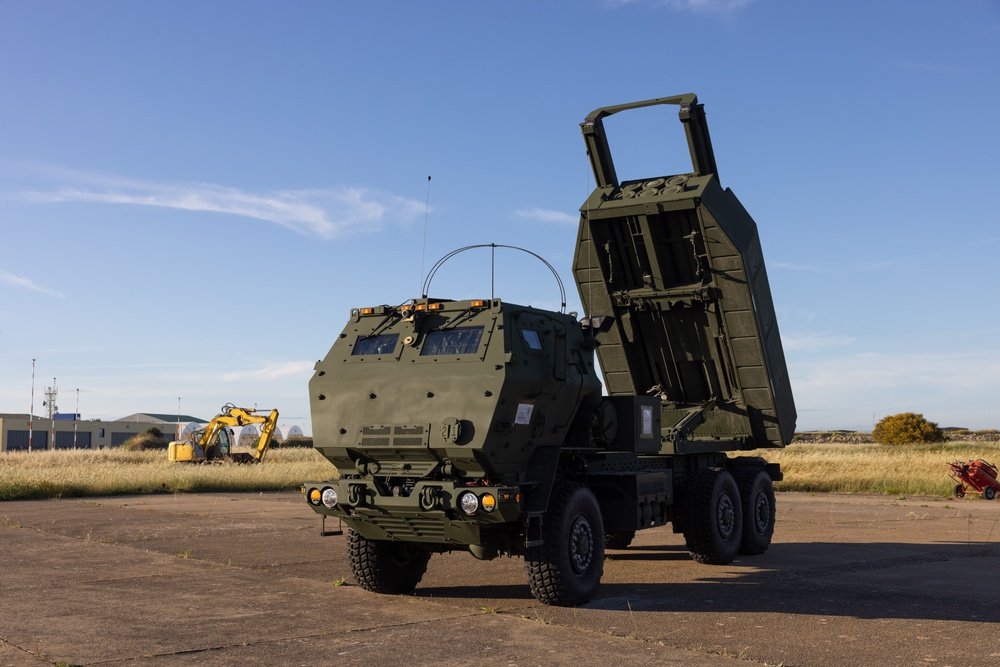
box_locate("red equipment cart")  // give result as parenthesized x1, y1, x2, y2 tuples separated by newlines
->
(949, 459, 1000, 499)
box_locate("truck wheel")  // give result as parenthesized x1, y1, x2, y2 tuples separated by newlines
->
(347, 529, 431, 595)
(736, 468, 775, 555)
(604, 530, 635, 550)
(983, 487, 997, 501)
(525, 483, 605, 606)
(683, 468, 742, 565)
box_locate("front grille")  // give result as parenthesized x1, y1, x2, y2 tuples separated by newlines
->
(360, 426, 392, 447)
(359, 424, 428, 448)
(363, 449, 434, 461)
(367, 515, 446, 540)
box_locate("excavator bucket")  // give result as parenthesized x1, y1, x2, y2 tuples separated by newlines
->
(573, 94, 796, 452)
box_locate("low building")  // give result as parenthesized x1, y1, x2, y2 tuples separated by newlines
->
(0, 412, 208, 452)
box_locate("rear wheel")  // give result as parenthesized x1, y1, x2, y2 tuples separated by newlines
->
(983, 486, 997, 501)
(526, 483, 605, 606)
(954, 484, 966, 498)
(683, 468, 742, 565)
(347, 529, 431, 594)
(737, 468, 775, 555)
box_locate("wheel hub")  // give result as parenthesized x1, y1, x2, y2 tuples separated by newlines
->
(717, 494, 736, 539)
(753, 491, 771, 533)
(569, 515, 594, 574)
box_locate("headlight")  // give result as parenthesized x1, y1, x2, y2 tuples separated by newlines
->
(458, 491, 480, 515)
(321, 487, 338, 508)
(307, 488, 322, 505)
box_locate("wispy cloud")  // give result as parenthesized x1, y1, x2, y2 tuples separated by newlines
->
(889, 59, 980, 74)
(770, 261, 827, 272)
(515, 208, 577, 225)
(781, 331, 855, 351)
(789, 350, 1000, 430)
(0, 269, 64, 297)
(16, 169, 425, 238)
(664, 0, 753, 11)
(774, 233, 1000, 274)
(605, 0, 754, 12)
(221, 361, 315, 383)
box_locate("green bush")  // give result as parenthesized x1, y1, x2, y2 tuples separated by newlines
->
(273, 435, 313, 448)
(121, 428, 168, 451)
(872, 412, 944, 445)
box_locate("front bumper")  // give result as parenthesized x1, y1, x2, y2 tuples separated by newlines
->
(303, 478, 522, 545)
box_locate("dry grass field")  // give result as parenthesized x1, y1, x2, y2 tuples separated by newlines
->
(2, 440, 999, 501)
(0, 447, 336, 500)
(751, 440, 1000, 496)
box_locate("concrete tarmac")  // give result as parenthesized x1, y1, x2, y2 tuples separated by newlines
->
(2, 491, 999, 666)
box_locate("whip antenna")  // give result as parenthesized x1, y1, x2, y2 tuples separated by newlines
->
(419, 175, 431, 295)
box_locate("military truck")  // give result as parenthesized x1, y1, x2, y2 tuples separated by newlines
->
(303, 94, 796, 606)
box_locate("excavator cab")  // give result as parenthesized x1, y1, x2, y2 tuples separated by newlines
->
(209, 427, 231, 459)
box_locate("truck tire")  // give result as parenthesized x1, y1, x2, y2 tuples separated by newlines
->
(347, 529, 431, 595)
(604, 530, 636, 550)
(525, 483, 605, 606)
(683, 468, 742, 565)
(736, 468, 775, 555)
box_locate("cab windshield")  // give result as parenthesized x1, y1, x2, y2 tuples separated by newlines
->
(420, 326, 483, 356)
(352, 333, 399, 356)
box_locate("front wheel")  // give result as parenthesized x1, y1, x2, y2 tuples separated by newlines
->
(983, 486, 997, 501)
(525, 483, 605, 606)
(347, 529, 431, 595)
(954, 484, 966, 498)
(682, 468, 742, 565)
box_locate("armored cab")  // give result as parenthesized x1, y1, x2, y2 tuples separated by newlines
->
(308, 298, 603, 554)
(573, 94, 795, 451)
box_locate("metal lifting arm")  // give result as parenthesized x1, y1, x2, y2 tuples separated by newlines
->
(580, 93, 719, 189)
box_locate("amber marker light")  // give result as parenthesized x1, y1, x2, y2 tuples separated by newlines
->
(360, 307, 375, 316)
(481, 493, 497, 512)
(427, 302, 444, 311)
(470, 299, 487, 308)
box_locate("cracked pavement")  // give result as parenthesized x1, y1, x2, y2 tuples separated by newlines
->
(2, 491, 999, 666)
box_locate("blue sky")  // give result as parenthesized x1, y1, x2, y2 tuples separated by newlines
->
(1, 0, 998, 434)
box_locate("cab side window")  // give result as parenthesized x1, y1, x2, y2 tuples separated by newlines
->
(521, 329, 543, 351)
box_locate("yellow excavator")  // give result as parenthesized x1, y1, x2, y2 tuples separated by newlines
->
(168, 404, 279, 463)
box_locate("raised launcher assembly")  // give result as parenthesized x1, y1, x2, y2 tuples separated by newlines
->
(573, 94, 796, 452)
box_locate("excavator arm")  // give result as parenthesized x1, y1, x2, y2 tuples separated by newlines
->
(250, 409, 279, 462)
